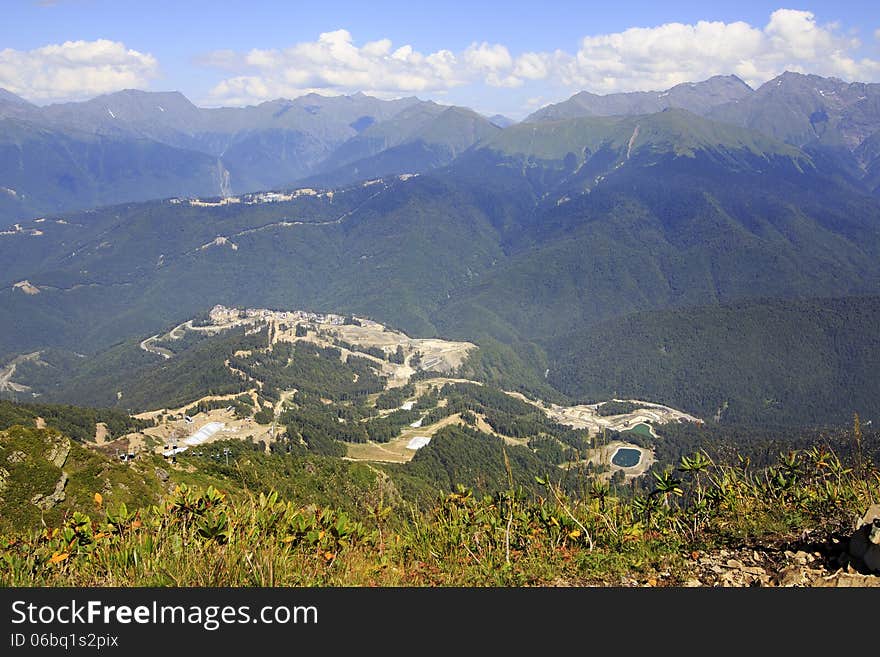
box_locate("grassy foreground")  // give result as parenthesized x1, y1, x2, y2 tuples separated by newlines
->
(2, 444, 877, 586)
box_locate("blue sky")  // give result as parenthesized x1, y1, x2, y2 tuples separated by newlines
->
(2, 1, 879, 117)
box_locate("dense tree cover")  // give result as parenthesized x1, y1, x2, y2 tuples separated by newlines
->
(374, 384, 415, 410)
(549, 296, 880, 426)
(271, 376, 597, 460)
(0, 122, 222, 230)
(12, 328, 267, 411)
(0, 400, 151, 443)
(363, 409, 422, 443)
(174, 439, 381, 516)
(449, 336, 562, 404)
(252, 404, 275, 425)
(528, 436, 570, 465)
(390, 345, 406, 365)
(415, 385, 440, 410)
(17, 324, 390, 414)
(185, 394, 254, 420)
(280, 391, 370, 449)
(152, 327, 217, 355)
(229, 341, 386, 403)
(436, 383, 583, 443)
(392, 425, 563, 499)
(645, 419, 880, 472)
(298, 429, 346, 457)
(460, 410, 477, 425)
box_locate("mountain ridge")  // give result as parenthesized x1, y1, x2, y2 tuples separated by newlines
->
(525, 75, 754, 122)
(4, 71, 880, 227)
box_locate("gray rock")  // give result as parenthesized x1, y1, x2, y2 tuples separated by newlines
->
(30, 472, 69, 510)
(45, 436, 70, 468)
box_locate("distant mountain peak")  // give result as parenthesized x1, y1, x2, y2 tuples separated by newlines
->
(0, 88, 35, 107)
(708, 71, 880, 152)
(525, 74, 755, 122)
(487, 114, 516, 128)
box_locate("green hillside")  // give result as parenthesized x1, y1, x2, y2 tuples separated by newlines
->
(0, 118, 223, 222)
(308, 105, 501, 187)
(472, 109, 809, 167)
(0, 425, 164, 533)
(1, 415, 876, 586)
(548, 296, 880, 425)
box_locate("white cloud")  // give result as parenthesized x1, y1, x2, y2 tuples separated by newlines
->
(0, 39, 158, 103)
(564, 9, 880, 92)
(202, 10, 880, 106)
(463, 42, 511, 72)
(204, 29, 467, 104)
(203, 33, 546, 104)
(513, 52, 551, 80)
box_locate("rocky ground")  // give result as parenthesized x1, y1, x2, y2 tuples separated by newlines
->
(615, 528, 880, 587)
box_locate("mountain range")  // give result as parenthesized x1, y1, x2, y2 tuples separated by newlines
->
(2, 71, 880, 425)
(529, 72, 880, 194)
(4, 70, 880, 228)
(0, 88, 500, 225)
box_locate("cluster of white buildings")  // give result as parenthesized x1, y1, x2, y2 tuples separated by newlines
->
(207, 304, 346, 327)
(169, 186, 335, 208)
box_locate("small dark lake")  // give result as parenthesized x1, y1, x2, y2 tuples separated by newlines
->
(611, 448, 641, 468)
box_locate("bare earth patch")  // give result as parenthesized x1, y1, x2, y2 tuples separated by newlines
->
(94, 422, 109, 444)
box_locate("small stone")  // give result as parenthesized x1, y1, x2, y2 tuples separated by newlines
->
(721, 571, 739, 585)
(777, 566, 805, 587)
